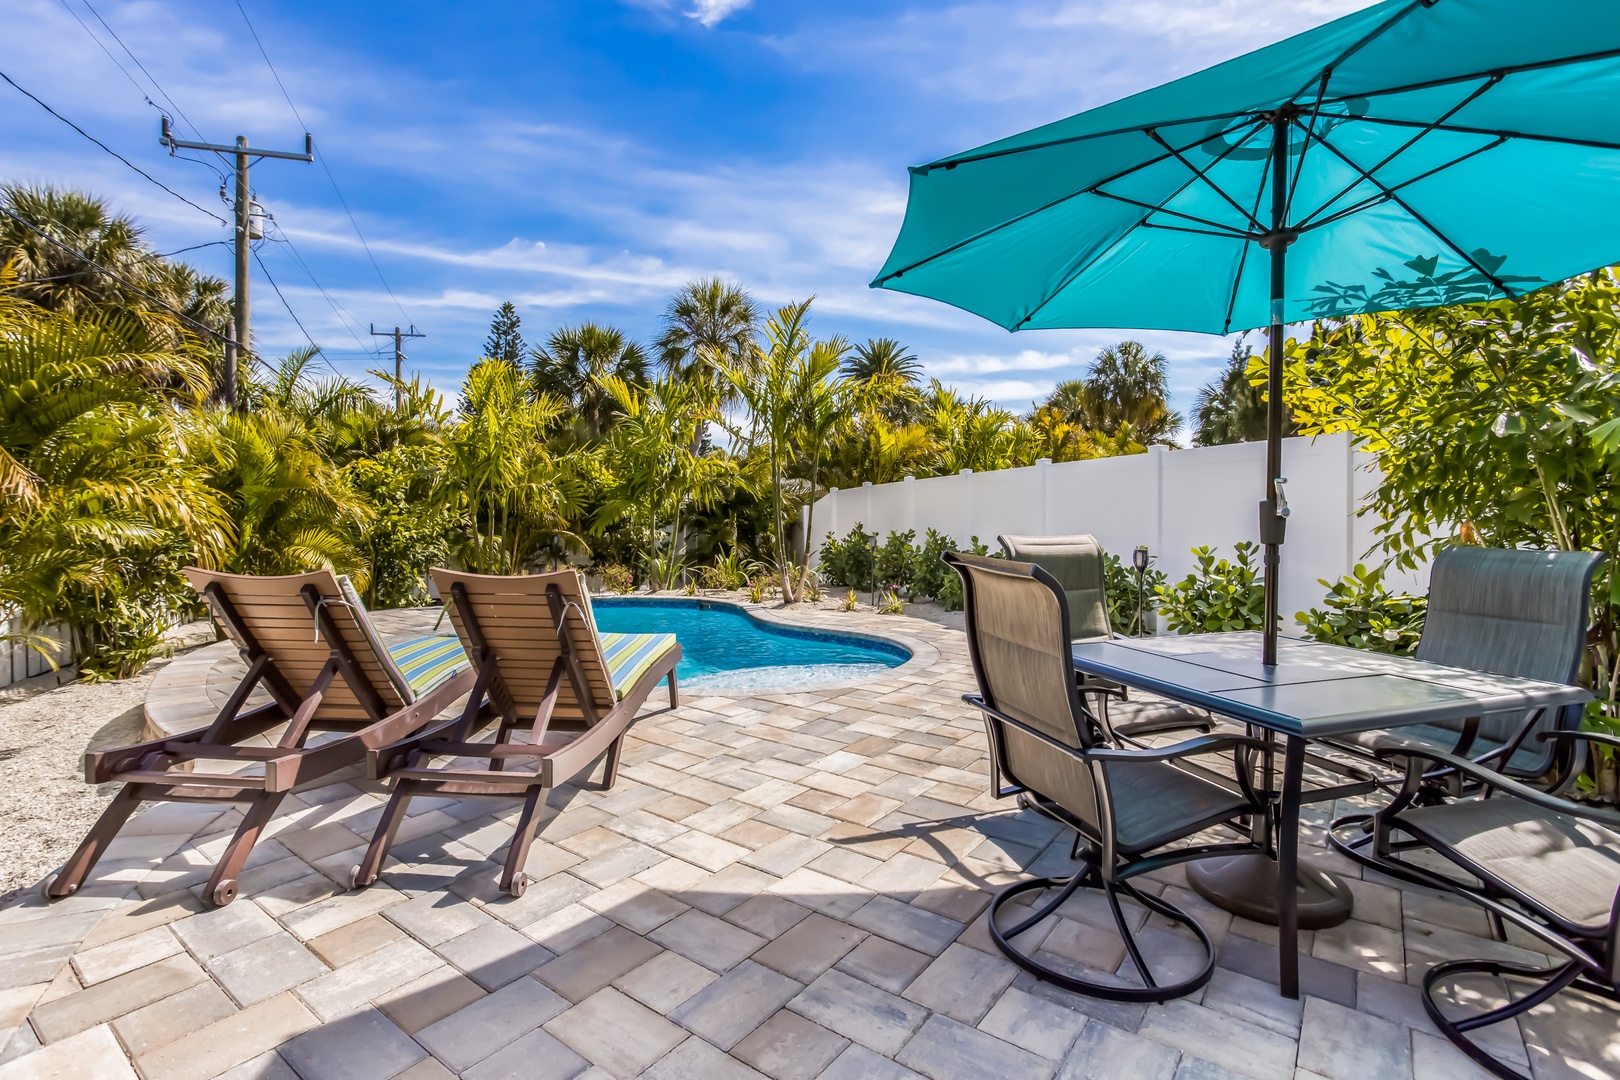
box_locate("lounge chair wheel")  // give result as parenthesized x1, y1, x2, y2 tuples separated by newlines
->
(209, 880, 238, 907)
(41, 873, 73, 901)
(349, 865, 369, 890)
(505, 873, 529, 898)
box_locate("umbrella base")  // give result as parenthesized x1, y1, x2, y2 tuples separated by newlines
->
(1186, 852, 1353, 930)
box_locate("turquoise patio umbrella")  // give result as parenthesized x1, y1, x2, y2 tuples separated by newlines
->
(872, 0, 1620, 664)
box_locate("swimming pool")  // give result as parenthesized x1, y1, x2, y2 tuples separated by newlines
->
(589, 598, 910, 690)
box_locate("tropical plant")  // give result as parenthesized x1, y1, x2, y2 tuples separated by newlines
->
(1155, 543, 1265, 634)
(875, 529, 916, 592)
(699, 547, 751, 591)
(1281, 269, 1620, 741)
(656, 278, 759, 384)
(908, 528, 960, 605)
(839, 589, 858, 612)
(844, 338, 922, 422)
(1296, 564, 1426, 655)
(447, 358, 585, 574)
(877, 589, 904, 615)
(1049, 340, 1181, 445)
(817, 525, 875, 589)
(594, 563, 635, 594)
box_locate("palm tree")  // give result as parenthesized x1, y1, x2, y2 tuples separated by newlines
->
(0, 269, 229, 675)
(1193, 338, 1282, 446)
(532, 323, 650, 440)
(0, 185, 149, 317)
(656, 278, 758, 383)
(1065, 340, 1183, 444)
(843, 338, 922, 422)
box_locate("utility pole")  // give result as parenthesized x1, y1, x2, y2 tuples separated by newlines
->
(161, 119, 312, 409)
(371, 324, 426, 408)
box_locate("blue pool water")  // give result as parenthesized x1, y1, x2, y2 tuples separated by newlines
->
(590, 598, 910, 690)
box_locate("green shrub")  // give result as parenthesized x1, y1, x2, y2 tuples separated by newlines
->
(817, 525, 875, 588)
(1104, 551, 1168, 637)
(594, 563, 635, 594)
(931, 535, 990, 612)
(1295, 564, 1426, 655)
(699, 547, 752, 590)
(1155, 542, 1265, 634)
(875, 529, 916, 591)
(877, 589, 904, 615)
(908, 528, 959, 604)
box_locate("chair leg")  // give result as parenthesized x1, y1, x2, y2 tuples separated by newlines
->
(987, 866, 1217, 1004)
(203, 792, 286, 908)
(1422, 958, 1594, 1080)
(602, 733, 627, 788)
(352, 782, 415, 889)
(667, 670, 679, 709)
(499, 786, 549, 898)
(45, 784, 145, 899)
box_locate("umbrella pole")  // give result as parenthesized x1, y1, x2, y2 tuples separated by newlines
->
(1260, 109, 1293, 667)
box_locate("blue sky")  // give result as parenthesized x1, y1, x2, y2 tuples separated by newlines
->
(3, 0, 1365, 424)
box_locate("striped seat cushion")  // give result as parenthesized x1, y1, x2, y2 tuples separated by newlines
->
(387, 634, 470, 696)
(600, 632, 678, 697)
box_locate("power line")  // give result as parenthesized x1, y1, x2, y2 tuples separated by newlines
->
(76, 0, 223, 162)
(252, 247, 320, 352)
(0, 69, 228, 226)
(267, 221, 376, 353)
(233, 0, 414, 326)
(0, 205, 225, 341)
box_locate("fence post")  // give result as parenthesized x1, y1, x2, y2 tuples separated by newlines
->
(903, 475, 916, 535)
(826, 487, 839, 541)
(1036, 458, 1051, 534)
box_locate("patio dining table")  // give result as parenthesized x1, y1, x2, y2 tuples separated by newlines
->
(1069, 630, 1592, 999)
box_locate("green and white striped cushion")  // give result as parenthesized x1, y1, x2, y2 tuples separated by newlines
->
(386, 634, 470, 697)
(599, 632, 678, 697)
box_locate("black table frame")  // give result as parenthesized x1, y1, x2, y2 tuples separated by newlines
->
(1070, 631, 1592, 999)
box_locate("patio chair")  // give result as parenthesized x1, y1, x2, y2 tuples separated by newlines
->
(46, 569, 474, 907)
(1330, 547, 1604, 783)
(998, 534, 1211, 743)
(1330, 734, 1620, 1080)
(352, 567, 681, 898)
(946, 551, 1268, 1002)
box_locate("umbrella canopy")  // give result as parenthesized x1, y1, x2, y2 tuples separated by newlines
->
(872, 0, 1620, 661)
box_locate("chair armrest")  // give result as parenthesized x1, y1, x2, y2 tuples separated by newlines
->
(367, 714, 466, 780)
(1114, 716, 1214, 739)
(1374, 745, 1620, 829)
(1088, 733, 1267, 764)
(1539, 729, 1620, 752)
(1078, 683, 1128, 701)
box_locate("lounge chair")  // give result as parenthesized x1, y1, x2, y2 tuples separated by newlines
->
(946, 551, 1268, 1002)
(998, 534, 1211, 742)
(353, 568, 681, 898)
(1335, 735, 1620, 1079)
(47, 569, 473, 907)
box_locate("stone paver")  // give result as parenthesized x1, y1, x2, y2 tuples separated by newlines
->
(0, 606, 1599, 1078)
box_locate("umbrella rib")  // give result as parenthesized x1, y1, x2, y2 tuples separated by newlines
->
(1294, 123, 1512, 296)
(1279, 0, 1427, 106)
(1347, 114, 1620, 152)
(1317, 45, 1620, 108)
(920, 113, 1264, 172)
(1284, 72, 1332, 221)
(1297, 136, 1508, 234)
(1145, 129, 1264, 231)
(1221, 151, 1275, 334)
(874, 117, 1263, 286)
(1290, 74, 1501, 231)
(1088, 190, 1255, 238)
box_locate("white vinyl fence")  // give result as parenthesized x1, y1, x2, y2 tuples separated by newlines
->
(807, 431, 1427, 635)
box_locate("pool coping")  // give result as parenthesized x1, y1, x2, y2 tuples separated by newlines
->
(593, 595, 939, 698)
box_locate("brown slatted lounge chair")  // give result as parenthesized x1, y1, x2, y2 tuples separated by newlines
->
(946, 551, 1268, 1002)
(1335, 734, 1620, 1080)
(46, 569, 474, 907)
(352, 567, 681, 898)
(997, 534, 1212, 743)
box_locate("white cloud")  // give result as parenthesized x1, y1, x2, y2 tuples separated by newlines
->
(688, 0, 753, 28)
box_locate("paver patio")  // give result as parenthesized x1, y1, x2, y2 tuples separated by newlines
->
(0, 606, 1614, 1080)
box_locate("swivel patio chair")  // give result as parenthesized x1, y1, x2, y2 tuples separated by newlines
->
(1330, 546, 1603, 783)
(353, 568, 681, 898)
(47, 569, 474, 907)
(1328, 734, 1620, 1080)
(946, 551, 1269, 1002)
(997, 534, 1211, 743)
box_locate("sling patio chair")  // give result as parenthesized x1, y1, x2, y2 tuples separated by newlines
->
(1329, 546, 1604, 784)
(998, 534, 1212, 744)
(1329, 734, 1620, 1080)
(946, 551, 1269, 1002)
(46, 569, 473, 907)
(352, 567, 681, 898)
